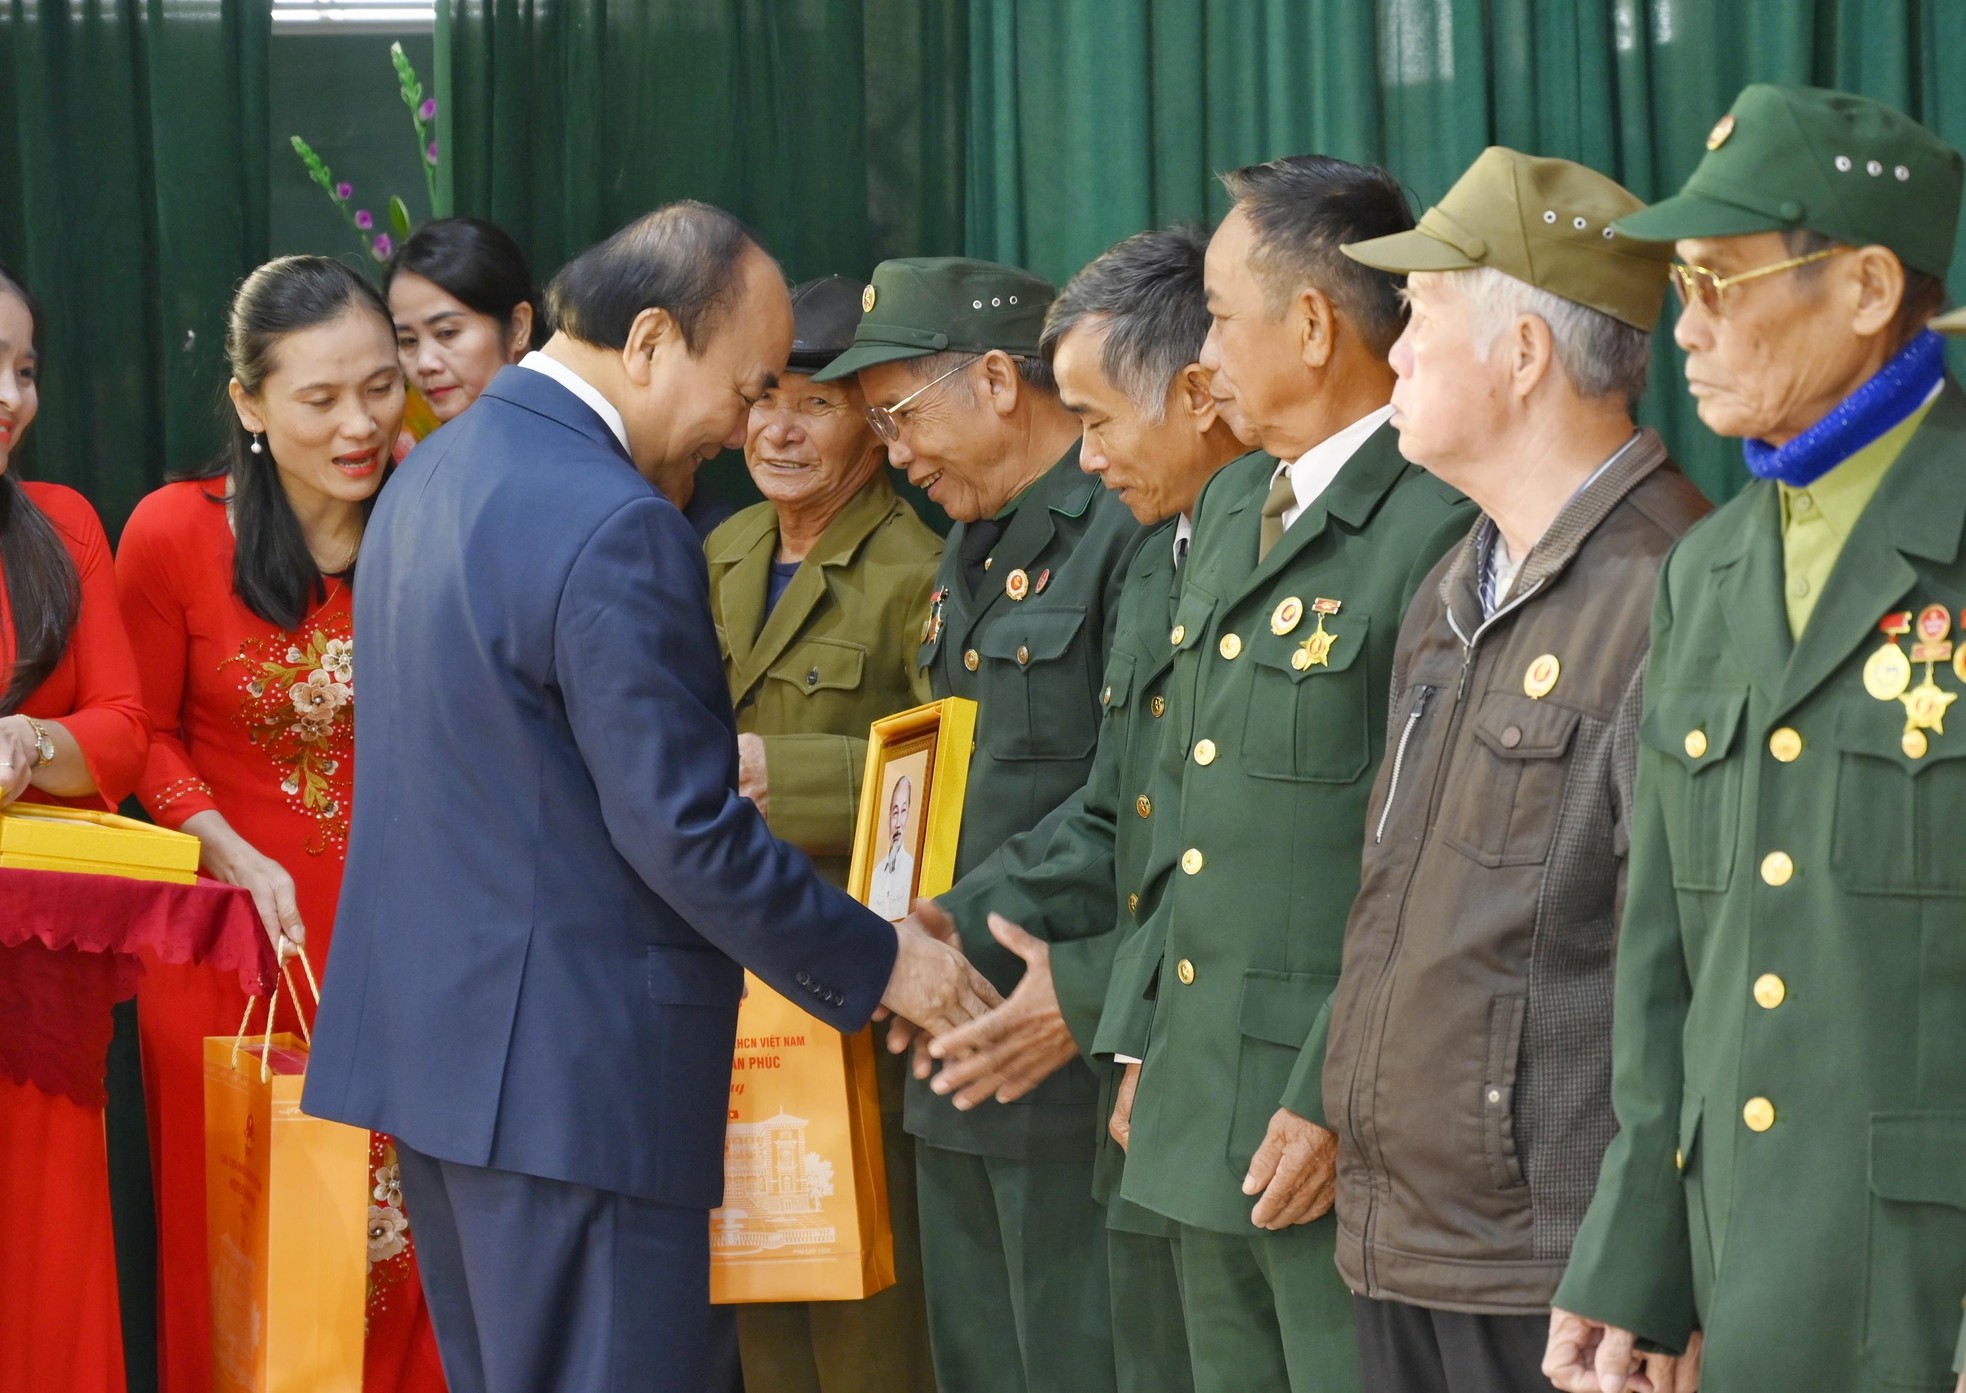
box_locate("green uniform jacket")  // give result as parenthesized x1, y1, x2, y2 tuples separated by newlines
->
(707, 474, 942, 884)
(1117, 426, 1472, 1234)
(938, 515, 1185, 1216)
(1556, 384, 1966, 1390)
(909, 443, 1143, 1159)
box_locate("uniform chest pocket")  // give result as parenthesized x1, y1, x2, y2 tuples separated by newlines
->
(1830, 702, 1966, 896)
(1440, 692, 1580, 868)
(1237, 614, 1371, 784)
(764, 638, 867, 700)
(1640, 689, 1747, 893)
(1100, 651, 1138, 716)
(977, 606, 1098, 762)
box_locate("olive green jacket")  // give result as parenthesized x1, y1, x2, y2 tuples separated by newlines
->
(1556, 383, 1966, 1390)
(909, 443, 1143, 1159)
(707, 474, 941, 885)
(938, 514, 1185, 1219)
(1115, 426, 1473, 1234)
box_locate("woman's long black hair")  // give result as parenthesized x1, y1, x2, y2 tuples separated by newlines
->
(0, 263, 81, 715)
(172, 256, 395, 630)
(384, 216, 543, 344)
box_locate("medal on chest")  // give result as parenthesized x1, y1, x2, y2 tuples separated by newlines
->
(1290, 598, 1343, 671)
(921, 588, 948, 646)
(1864, 611, 1913, 701)
(1874, 605, 1961, 759)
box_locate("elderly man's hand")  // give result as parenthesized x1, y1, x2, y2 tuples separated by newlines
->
(1241, 1107, 1337, 1230)
(1109, 1060, 1141, 1151)
(1543, 1310, 1701, 1393)
(736, 733, 769, 822)
(926, 914, 1079, 1109)
(879, 899, 1002, 1039)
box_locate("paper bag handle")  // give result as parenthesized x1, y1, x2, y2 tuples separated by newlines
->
(230, 943, 323, 1082)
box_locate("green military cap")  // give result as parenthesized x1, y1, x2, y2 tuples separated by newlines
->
(1611, 84, 1964, 279)
(1341, 146, 1672, 331)
(813, 257, 1054, 381)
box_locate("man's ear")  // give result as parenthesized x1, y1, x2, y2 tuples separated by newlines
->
(980, 350, 1022, 417)
(1846, 245, 1909, 340)
(1177, 363, 1218, 430)
(622, 307, 681, 387)
(1297, 287, 1337, 371)
(1509, 312, 1557, 402)
(228, 378, 266, 435)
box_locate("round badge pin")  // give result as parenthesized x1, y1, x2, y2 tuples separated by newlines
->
(1866, 643, 1913, 702)
(1706, 113, 1736, 151)
(1919, 603, 1952, 643)
(861, 284, 877, 313)
(1005, 568, 1030, 602)
(1271, 596, 1304, 636)
(1524, 653, 1561, 700)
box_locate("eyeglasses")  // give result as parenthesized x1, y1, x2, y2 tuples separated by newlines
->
(1669, 245, 1852, 317)
(863, 356, 979, 444)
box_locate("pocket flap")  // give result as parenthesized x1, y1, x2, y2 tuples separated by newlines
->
(1472, 691, 1582, 759)
(1642, 688, 1748, 772)
(1869, 1113, 1966, 1208)
(978, 605, 1088, 663)
(1836, 700, 1966, 771)
(1101, 651, 1137, 711)
(767, 638, 866, 696)
(1170, 588, 1216, 653)
(1246, 612, 1370, 683)
(1237, 969, 1340, 1047)
(646, 943, 741, 1006)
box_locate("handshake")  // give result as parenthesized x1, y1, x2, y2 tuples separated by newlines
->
(875, 901, 1082, 1110)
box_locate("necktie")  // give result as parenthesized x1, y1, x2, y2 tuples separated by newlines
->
(1173, 536, 1189, 572)
(960, 517, 1005, 596)
(1257, 467, 1295, 562)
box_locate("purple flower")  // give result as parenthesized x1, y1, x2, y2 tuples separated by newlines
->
(354, 209, 374, 231)
(335, 181, 353, 200)
(371, 234, 394, 261)
(418, 98, 437, 122)
(425, 140, 440, 165)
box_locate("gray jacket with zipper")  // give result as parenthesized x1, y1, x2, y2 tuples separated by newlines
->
(1320, 430, 1709, 1313)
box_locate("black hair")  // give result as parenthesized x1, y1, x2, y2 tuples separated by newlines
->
(545, 200, 770, 354)
(1041, 227, 1212, 419)
(173, 256, 396, 629)
(0, 263, 80, 714)
(1220, 155, 1416, 355)
(384, 216, 544, 347)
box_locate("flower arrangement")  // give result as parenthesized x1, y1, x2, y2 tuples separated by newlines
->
(290, 42, 448, 263)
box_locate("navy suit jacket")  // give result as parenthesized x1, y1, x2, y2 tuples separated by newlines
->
(304, 366, 898, 1208)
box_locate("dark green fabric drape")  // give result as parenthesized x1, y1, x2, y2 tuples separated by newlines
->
(965, 0, 1966, 504)
(0, 0, 268, 532)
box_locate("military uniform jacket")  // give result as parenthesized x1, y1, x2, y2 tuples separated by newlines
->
(1116, 426, 1472, 1234)
(707, 475, 942, 885)
(909, 444, 1142, 1159)
(939, 515, 1184, 1211)
(1557, 384, 1966, 1391)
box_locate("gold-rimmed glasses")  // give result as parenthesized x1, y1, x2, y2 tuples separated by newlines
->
(1669, 245, 1852, 317)
(863, 355, 980, 443)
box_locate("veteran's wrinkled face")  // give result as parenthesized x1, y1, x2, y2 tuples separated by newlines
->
(1387, 271, 1509, 476)
(1055, 320, 1220, 525)
(1671, 232, 1891, 445)
(857, 354, 1019, 523)
(0, 289, 38, 475)
(744, 372, 885, 523)
(1198, 205, 1309, 457)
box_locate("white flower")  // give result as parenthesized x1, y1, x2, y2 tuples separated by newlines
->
(372, 1163, 402, 1208)
(366, 1204, 409, 1263)
(291, 671, 349, 723)
(280, 774, 301, 796)
(286, 645, 304, 664)
(320, 639, 354, 684)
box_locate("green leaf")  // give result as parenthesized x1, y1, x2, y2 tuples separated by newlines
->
(390, 196, 412, 241)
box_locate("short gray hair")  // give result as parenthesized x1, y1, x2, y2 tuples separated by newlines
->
(1040, 228, 1211, 423)
(1459, 267, 1650, 405)
(904, 348, 1056, 395)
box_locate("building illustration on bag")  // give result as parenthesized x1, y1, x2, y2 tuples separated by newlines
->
(713, 1109, 839, 1253)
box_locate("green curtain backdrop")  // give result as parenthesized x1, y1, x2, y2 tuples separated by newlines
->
(963, 0, 1966, 504)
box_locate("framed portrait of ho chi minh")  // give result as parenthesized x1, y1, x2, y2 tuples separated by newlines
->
(848, 697, 976, 923)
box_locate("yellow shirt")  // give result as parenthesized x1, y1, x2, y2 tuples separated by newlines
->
(1779, 392, 1939, 637)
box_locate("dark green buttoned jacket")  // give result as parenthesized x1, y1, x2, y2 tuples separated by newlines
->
(1115, 425, 1472, 1234)
(908, 443, 1143, 1159)
(938, 514, 1185, 1210)
(1557, 384, 1966, 1391)
(707, 474, 941, 885)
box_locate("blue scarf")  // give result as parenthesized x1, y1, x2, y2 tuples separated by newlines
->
(1742, 329, 1946, 487)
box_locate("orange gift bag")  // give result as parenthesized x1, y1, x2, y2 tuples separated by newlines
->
(710, 973, 895, 1303)
(203, 957, 368, 1391)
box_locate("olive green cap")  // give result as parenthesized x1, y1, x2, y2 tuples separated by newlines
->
(1341, 147, 1672, 331)
(1611, 84, 1964, 279)
(812, 257, 1055, 381)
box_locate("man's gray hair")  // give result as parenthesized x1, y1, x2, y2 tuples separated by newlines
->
(1459, 267, 1651, 405)
(1040, 228, 1212, 423)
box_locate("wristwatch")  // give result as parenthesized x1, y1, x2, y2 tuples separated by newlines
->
(26, 718, 55, 769)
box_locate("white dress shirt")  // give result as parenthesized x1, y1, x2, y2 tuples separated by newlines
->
(518, 351, 631, 454)
(1271, 403, 1396, 533)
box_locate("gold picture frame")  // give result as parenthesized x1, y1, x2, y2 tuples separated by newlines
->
(846, 697, 977, 921)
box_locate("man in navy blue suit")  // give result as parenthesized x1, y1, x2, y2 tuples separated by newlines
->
(304, 202, 1000, 1393)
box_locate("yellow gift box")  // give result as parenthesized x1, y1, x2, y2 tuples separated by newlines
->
(0, 803, 202, 883)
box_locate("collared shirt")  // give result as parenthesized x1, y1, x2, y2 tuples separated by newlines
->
(1778, 383, 1941, 638)
(1173, 511, 1193, 568)
(1271, 404, 1396, 534)
(1479, 432, 1641, 618)
(519, 351, 630, 454)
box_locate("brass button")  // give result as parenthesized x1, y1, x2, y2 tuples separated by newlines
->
(1904, 728, 1929, 759)
(1753, 973, 1787, 1009)
(1127, 892, 1139, 915)
(1684, 729, 1709, 759)
(963, 649, 979, 672)
(1136, 795, 1152, 818)
(1219, 634, 1242, 660)
(1176, 959, 1196, 985)
(1016, 644, 1030, 666)
(1760, 851, 1794, 887)
(1193, 738, 1216, 765)
(1675, 1147, 1685, 1171)
(1769, 727, 1802, 762)
(1500, 725, 1523, 749)
(1102, 685, 1113, 706)
(1150, 695, 1166, 718)
(1743, 1097, 1775, 1132)
(1170, 625, 1186, 646)
(1181, 848, 1204, 875)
